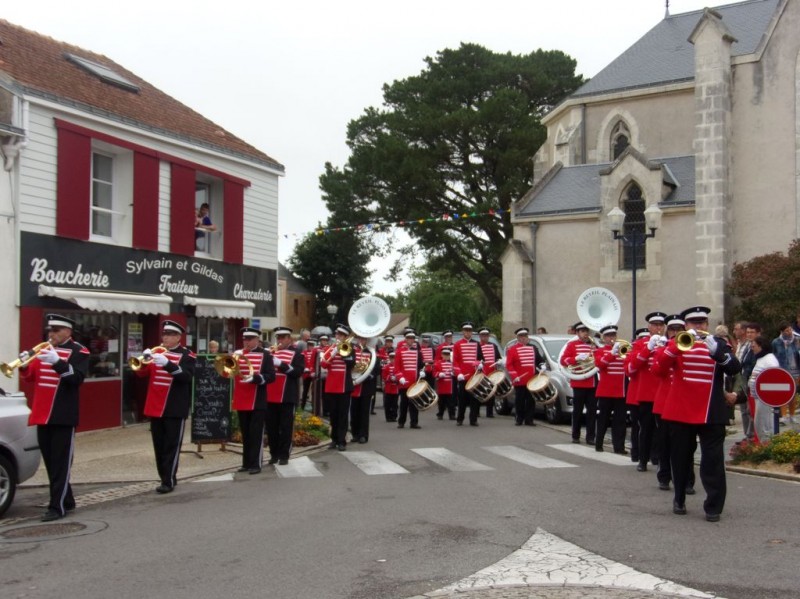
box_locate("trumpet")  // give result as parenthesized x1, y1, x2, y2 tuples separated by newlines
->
(214, 353, 254, 379)
(675, 330, 709, 352)
(321, 336, 354, 362)
(128, 346, 167, 371)
(617, 340, 632, 357)
(1, 342, 53, 377)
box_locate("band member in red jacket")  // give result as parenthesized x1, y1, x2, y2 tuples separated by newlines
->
(478, 327, 503, 418)
(19, 314, 89, 521)
(232, 327, 276, 474)
(434, 347, 456, 420)
(321, 324, 355, 450)
(381, 351, 399, 422)
(350, 337, 378, 444)
(435, 330, 454, 360)
(593, 325, 627, 454)
(395, 330, 424, 429)
(300, 338, 317, 412)
(560, 322, 597, 444)
(135, 320, 196, 494)
(419, 334, 435, 384)
(505, 327, 546, 426)
(652, 306, 740, 521)
(267, 326, 304, 465)
(453, 321, 484, 426)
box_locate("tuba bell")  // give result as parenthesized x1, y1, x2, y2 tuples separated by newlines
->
(348, 296, 392, 386)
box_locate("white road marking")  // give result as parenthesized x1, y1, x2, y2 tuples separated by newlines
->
(275, 456, 323, 478)
(194, 473, 235, 482)
(430, 528, 721, 598)
(411, 447, 494, 471)
(483, 445, 577, 469)
(341, 451, 409, 475)
(548, 443, 635, 465)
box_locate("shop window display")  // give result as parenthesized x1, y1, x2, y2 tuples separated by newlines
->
(55, 313, 122, 379)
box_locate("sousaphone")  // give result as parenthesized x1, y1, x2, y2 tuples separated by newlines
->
(348, 296, 392, 386)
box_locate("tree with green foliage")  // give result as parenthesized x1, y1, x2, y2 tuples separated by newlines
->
(287, 227, 372, 325)
(728, 239, 800, 336)
(319, 43, 584, 312)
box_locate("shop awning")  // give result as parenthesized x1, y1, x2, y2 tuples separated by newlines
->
(183, 296, 255, 319)
(38, 285, 173, 314)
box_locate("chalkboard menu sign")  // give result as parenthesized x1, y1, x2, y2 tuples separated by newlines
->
(192, 355, 232, 444)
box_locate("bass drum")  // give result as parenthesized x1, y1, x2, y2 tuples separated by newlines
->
(407, 380, 438, 412)
(465, 371, 496, 404)
(487, 370, 512, 399)
(527, 372, 558, 406)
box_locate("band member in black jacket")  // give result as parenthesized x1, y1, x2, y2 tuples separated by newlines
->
(267, 327, 305, 465)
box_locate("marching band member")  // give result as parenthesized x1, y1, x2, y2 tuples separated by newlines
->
(653, 306, 740, 521)
(624, 328, 647, 463)
(382, 350, 399, 422)
(505, 327, 546, 426)
(435, 330, 454, 360)
(317, 334, 331, 417)
(350, 336, 377, 444)
(266, 327, 304, 465)
(378, 335, 394, 363)
(593, 325, 627, 454)
(560, 322, 597, 444)
(478, 327, 503, 418)
(321, 324, 355, 451)
(231, 327, 276, 474)
(19, 314, 89, 521)
(627, 312, 667, 470)
(434, 346, 456, 420)
(134, 320, 196, 494)
(453, 321, 484, 426)
(395, 330, 424, 429)
(299, 338, 317, 412)
(419, 334, 436, 386)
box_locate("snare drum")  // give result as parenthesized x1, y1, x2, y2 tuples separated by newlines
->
(465, 371, 496, 404)
(487, 370, 512, 398)
(526, 373, 557, 406)
(407, 380, 438, 411)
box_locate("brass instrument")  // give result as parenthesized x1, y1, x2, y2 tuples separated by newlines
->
(214, 353, 254, 379)
(617, 340, 632, 357)
(321, 336, 355, 362)
(675, 330, 709, 352)
(128, 346, 167, 371)
(1, 342, 52, 377)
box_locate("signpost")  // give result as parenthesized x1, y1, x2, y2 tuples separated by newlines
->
(754, 368, 797, 435)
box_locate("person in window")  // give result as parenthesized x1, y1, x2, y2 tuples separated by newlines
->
(195, 202, 217, 250)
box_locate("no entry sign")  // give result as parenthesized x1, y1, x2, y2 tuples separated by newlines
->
(754, 368, 797, 408)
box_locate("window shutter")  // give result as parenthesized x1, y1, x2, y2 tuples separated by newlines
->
(223, 180, 244, 264)
(170, 163, 196, 255)
(132, 152, 160, 250)
(56, 127, 91, 239)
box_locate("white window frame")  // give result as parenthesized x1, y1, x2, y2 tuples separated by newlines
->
(89, 143, 133, 245)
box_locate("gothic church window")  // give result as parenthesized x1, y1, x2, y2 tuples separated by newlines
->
(611, 121, 630, 160)
(620, 183, 646, 271)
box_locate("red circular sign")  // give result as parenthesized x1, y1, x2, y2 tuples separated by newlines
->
(754, 368, 797, 407)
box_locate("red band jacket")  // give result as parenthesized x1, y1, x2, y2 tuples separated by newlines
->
(394, 344, 423, 390)
(627, 336, 662, 403)
(22, 338, 89, 426)
(268, 345, 304, 404)
(321, 346, 355, 395)
(560, 338, 597, 389)
(433, 358, 455, 395)
(506, 343, 545, 387)
(382, 362, 399, 395)
(452, 338, 483, 380)
(231, 348, 277, 410)
(137, 346, 196, 419)
(594, 345, 626, 398)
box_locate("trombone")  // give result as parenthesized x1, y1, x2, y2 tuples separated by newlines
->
(1, 342, 52, 377)
(675, 330, 709, 352)
(128, 346, 167, 371)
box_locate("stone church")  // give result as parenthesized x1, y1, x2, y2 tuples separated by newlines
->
(502, 0, 800, 340)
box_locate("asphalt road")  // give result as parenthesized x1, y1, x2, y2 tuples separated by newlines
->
(2, 410, 798, 599)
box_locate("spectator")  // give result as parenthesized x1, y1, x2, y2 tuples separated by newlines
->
(715, 325, 736, 426)
(208, 340, 219, 354)
(537, 327, 548, 334)
(195, 203, 217, 250)
(295, 329, 311, 352)
(771, 321, 799, 424)
(748, 335, 780, 442)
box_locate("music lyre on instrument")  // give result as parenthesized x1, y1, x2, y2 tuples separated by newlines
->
(1, 342, 52, 377)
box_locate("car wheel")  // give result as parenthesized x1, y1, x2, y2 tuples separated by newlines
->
(0, 454, 17, 519)
(494, 395, 513, 416)
(545, 400, 565, 425)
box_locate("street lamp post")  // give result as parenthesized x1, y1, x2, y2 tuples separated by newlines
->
(326, 303, 338, 330)
(606, 204, 663, 336)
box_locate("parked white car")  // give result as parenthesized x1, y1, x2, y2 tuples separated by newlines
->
(0, 389, 41, 518)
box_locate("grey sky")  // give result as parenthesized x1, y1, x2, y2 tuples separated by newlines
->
(4, 0, 713, 294)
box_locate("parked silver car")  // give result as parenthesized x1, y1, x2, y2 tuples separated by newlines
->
(0, 390, 41, 518)
(493, 334, 574, 424)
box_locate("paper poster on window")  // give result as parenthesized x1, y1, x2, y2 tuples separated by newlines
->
(127, 323, 143, 361)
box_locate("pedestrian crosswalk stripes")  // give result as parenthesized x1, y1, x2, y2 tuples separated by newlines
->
(275, 456, 324, 478)
(341, 450, 410, 475)
(547, 443, 636, 466)
(411, 447, 494, 472)
(483, 445, 577, 469)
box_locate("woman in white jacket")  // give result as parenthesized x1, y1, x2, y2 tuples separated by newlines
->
(748, 335, 780, 443)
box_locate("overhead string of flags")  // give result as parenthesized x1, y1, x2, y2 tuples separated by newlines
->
(279, 207, 508, 240)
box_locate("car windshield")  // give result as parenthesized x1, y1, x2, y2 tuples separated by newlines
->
(543, 338, 569, 358)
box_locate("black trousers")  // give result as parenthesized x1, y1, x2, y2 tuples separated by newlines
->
(571, 387, 596, 442)
(37, 425, 75, 515)
(595, 396, 626, 452)
(436, 393, 455, 419)
(669, 422, 725, 514)
(398, 389, 419, 426)
(238, 410, 265, 469)
(513, 386, 534, 425)
(327, 393, 350, 446)
(628, 403, 641, 461)
(266, 402, 295, 460)
(656, 415, 696, 486)
(383, 393, 398, 421)
(350, 393, 372, 441)
(300, 378, 312, 409)
(150, 417, 185, 489)
(457, 380, 479, 424)
(638, 401, 656, 465)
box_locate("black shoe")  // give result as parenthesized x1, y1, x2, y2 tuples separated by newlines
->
(515, 422, 523, 426)
(358, 437, 367, 444)
(658, 482, 671, 491)
(571, 438, 580, 444)
(237, 467, 249, 472)
(524, 421, 536, 426)
(41, 509, 63, 522)
(64, 502, 75, 513)
(329, 442, 337, 449)
(631, 455, 639, 463)
(615, 449, 629, 455)
(456, 421, 463, 426)
(436, 415, 444, 420)
(278, 458, 289, 465)
(685, 486, 696, 495)
(386, 418, 397, 423)
(397, 424, 405, 429)
(410, 424, 421, 429)
(651, 458, 660, 466)
(370, 411, 377, 415)
(156, 484, 173, 494)
(448, 416, 455, 420)
(586, 438, 595, 445)
(636, 463, 647, 472)
(469, 422, 479, 426)
(486, 414, 494, 418)
(705, 513, 720, 523)
(673, 501, 687, 515)
(595, 446, 604, 452)
(248, 468, 261, 475)
(269, 458, 279, 465)
(337, 444, 346, 451)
